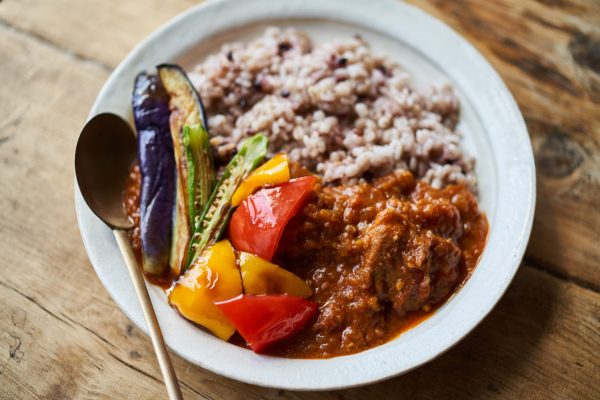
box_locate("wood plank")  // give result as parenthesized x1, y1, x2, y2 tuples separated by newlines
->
(0, 0, 197, 69)
(406, 0, 600, 288)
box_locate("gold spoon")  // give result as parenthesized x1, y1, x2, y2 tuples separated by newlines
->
(75, 113, 183, 400)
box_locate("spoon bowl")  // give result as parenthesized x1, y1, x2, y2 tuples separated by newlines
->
(75, 113, 136, 230)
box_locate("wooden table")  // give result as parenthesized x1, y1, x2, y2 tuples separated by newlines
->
(1, 0, 598, 398)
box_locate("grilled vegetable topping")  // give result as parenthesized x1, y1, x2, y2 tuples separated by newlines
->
(231, 153, 290, 207)
(183, 124, 215, 227)
(229, 176, 317, 261)
(215, 294, 317, 353)
(185, 134, 268, 272)
(239, 252, 312, 298)
(157, 64, 209, 275)
(168, 240, 242, 340)
(132, 72, 175, 275)
(157, 64, 208, 130)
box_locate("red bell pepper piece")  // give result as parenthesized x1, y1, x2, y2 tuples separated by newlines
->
(228, 176, 317, 260)
(215, 294, 317, 353)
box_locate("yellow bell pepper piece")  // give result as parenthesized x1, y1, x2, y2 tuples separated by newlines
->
(168, 240, 242, 340)
(231, 153, 290, 206)
(239, 252, 312, 298)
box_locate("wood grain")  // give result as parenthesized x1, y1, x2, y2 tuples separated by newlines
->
(0, 0, 197, 70)
(0, 0, 599, 399)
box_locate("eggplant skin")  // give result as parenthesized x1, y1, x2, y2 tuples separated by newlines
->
(133, 72, 175, 275)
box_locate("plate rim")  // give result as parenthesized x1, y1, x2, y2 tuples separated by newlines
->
(75, 0, 536, 390)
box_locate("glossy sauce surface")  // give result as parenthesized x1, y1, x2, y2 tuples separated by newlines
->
(272, 171, 488, 358)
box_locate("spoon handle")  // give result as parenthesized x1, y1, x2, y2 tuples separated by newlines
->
(114, 229, 183, 400)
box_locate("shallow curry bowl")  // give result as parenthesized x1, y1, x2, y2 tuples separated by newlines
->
(75, 0, 535, 390)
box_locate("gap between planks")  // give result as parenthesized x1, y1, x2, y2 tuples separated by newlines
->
(524, 255, 600, 294)
(0, 17, 113, 72)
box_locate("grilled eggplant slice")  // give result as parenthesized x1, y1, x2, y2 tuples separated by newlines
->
(157, 64, 210, 275)
(132, 72, 175, 275)
(157, 64, 208, 131)
(185, 134, 268, 272)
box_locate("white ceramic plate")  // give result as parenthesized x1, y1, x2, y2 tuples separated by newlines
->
(75, 0, 535, 390)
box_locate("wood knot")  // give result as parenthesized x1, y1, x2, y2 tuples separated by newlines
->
(129, 350, 142, 359)
(8, 333, 24, 363)
(569, 32, 600, 73)
(11, 308, 27, 328)
(487, 383, 499, 393)
(536, 132, 584, 178)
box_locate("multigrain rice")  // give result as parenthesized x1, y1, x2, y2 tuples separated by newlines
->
(189, 28, 476, 189)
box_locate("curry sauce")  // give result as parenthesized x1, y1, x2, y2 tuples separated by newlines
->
(271, 170, 487, 358)
(124, 166, 488, 358)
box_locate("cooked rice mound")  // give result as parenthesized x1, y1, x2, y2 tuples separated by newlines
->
(189, 28, 476, 189)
